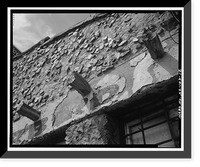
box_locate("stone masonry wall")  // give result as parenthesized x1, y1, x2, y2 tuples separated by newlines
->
(65, 114, 119, 145)
(12, 12, 180, 145)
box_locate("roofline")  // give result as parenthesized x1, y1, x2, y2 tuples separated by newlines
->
(13, 45, 22, 53)
(40, 13, 109, 48)
(13, 36, 50, 61)
(13, 13, 109, 62)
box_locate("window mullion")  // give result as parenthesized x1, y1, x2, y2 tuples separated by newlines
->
(140, 112, 146, 145)
(162, 100, 176, 146)
(128, 125, 134, 144)
(119, 120, 126, 145)
(121, 95, 179, 147)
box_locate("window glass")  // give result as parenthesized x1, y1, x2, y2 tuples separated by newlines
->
(158, 141, 175, 147)
(131, 132, 143, 144)
(129, 123, 141, 134)
(126, 132, 143, 144)
(123, 95, 180, 147)
(125, 117, 140, 134)
(145, 122, 172, 144)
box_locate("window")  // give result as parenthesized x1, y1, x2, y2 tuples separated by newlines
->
(120, 94, 180, 147)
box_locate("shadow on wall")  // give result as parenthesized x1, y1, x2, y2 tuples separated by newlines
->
(157, 51, 179, 76)
(28, 117, 48, 140)
(13, 117, 48, 144)
(147, 51, 178, 84)
(84, 91, 100, 111)
(33, 117, 48, 137)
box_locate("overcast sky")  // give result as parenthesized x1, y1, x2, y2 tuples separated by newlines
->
(13, 13, 94, 52)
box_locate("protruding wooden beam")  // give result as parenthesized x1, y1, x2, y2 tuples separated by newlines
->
(144, 34, 165, 60)
(141, 25, 165, 60)
(67, 71, 92, 97)
(17, 103, 41, 121)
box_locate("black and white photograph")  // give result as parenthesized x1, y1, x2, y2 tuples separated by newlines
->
(2, 4, 192, 159)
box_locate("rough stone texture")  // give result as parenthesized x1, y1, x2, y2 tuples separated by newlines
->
(12, 12, 180, 145)
(13, 45, 22, 58)
(65, 114, 119, 145)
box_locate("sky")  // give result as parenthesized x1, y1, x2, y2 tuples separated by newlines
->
(13, 13, 95, 52)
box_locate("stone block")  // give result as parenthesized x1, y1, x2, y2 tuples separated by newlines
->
(65, 114, 119, 145)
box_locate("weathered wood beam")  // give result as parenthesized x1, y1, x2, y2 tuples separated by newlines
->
(17, 103, 41, 122)
(144, 34, 165, 59)
(67, 71, 92, 97)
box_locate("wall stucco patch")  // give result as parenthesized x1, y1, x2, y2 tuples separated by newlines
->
(12, 12, 179, 145)
(132, 47, 178, 95)
(132, 53, 154, 94)
(95, 74, 127, 104)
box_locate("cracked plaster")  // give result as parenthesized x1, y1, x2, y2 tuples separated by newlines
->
(12, 12, 179, 145)
(132, 53, 154, 94)
(129, 52, 147, 67)
(95, 74, 126, 103)
(132, 44, 178, 94)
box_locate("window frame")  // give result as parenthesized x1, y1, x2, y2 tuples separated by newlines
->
(118, 95, 181, 148)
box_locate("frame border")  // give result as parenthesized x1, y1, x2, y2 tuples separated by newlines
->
(2, 3, 191, 158)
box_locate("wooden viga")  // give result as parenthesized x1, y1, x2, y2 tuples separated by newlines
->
(143, 27, 165, 59)
(67, 71, 92, 98)
(17, 103, 41, 122)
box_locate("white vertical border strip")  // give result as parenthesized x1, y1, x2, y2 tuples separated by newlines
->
(181, 7, 185, 150)
(7, 7, 11, 151)
(8, 7, 184, 152)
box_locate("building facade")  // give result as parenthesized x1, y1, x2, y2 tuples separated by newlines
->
(13, 45, 22, 58)
(12, 12, 181, 147)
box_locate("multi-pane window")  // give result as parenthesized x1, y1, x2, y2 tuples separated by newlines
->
(121, 94, 180, 147)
